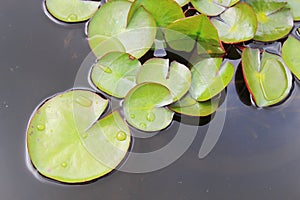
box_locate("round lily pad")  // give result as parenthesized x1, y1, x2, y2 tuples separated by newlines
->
(91, 52, 141, 98)
(246, 0, 293, 42)
(45, 0, 100, 23)
(169, 93, 220, 117)
(282, 36, 300, 80)
(88, 0, 156, 59)
(211, 3, 257, 43)
(136, 58, 191, 101)
(123, 83, 174, 132)
(164, 14, 225, 55)
(190, 58, 234, 102)
(27, 90, 131, 183)
(242, 48, 293, 107)
(128, 0, 185, 27)
(191, 0, 240, 16)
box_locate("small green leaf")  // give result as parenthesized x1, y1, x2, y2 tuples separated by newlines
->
(165, 14, 225, 55)
(242, 48, 292, 107)
(190, 58, 234, 102)
(169, 93, 219, 117)
(211, 3, 257, 43)
(191, 0, 240, 16)
(91, 52, 141, 98)
(88, 0, 156, 58)
(282, 36, 300, 80)
(128, 0, 185, 27)
(136, 58, 191, 101)
(174, 0, 190, 6)
(123, 83, 174, 132)
(246, 0, 293, 42)
(27, 90, 131, 183)
(46, 0, 100, 22)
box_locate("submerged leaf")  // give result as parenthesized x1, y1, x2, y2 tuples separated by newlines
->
(46, 0, 100, 22)
(27, 90, 131, 183)
(246, 0, 293, 42)
(191, 0, 240, 16)
(165, 14, 225, 55)
(88, 0, 156, 58)
(282, 36, 300, 80)
(169, 93, 219, 117)
(211, 3, 257, 43)
(128, 0, 185, 27)
(136, 58, 191, 101)
(190, 58, 234, 101)
(123, 83, 174, 132)
(242, 48, 292, 107)
(91, 52, 141, 98)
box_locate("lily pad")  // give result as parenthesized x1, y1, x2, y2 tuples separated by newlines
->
(136, 58, 191, 101)
(242, 48, 292, 107)
(123, 83, 174, 132)
(128, 0, 185, 27)
(211, 3, 257, 43)
(91, 52, 141, 98)
(45, 0, 100, 23)
(88, 0, 156, 59)
(169, 93, 220, 117)
(282, 35, 300, 80)
(27, 90, 131, 183)
(174, 0, 190, 6)
(246, 0, 293, 42)
(282, 0, 300, 20)
(190, 58, 234, 101)
(164, 14, 225, 55)
(191, 0, 240, 16)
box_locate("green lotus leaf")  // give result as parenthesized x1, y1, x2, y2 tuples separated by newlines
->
(45, 0, 100, 22)
(211, 3, 257, 43)
(136, 58, 191, 101)
(91, 52, 141, 98)
(123, 83, 174, 132)
(191, 0, 240, 16)
(27, 90, 131, 183)
(242, 48, 292, 107)
(128, 0, 185, 27)
(169, 93, 219, 117)
(190, 58, 234, 102)
(246, 0, 293, 42)
(88, 0, 156, 59)
(174, 0, 190, 6)
(164, 14, 225, 55)
(282, 0, 300, 20)
(282, 36, 300, 80)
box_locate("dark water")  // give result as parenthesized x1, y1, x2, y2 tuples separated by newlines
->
(1, 0, 300, 199)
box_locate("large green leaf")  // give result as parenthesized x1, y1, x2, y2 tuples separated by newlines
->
(45, 0, 100, 22)
(282, 36, 300, 80)
(169, 93, 219, 117)
(27, 90, 130, 183)
(128, 0, 185, 27)
(88, 0, 156, 59)
(191, 0, 240, 16)
(246, 0, 293, 42)
(211, 3, 257, 43)
(190, 58, 234, 102)
(164, 14, 225, 55)
(136, 58, 191, 101)
(91, 52, 141, 98)
(123, 83, 174, 132)
(242, 48, 292, 107)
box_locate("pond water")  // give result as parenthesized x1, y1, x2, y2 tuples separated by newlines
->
(1, 0, 300, 199)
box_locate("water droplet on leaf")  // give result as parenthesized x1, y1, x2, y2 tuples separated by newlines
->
(37, 124, 45, 131)
(146, 112, 155, 122)
(139, 123, 147, 129)
(67, 14, 78, 21)
(75, 96, 92, 107)
(130, 114, 135, 119)
(116, 131, 127, 141)
(61, 162, 67, 168)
